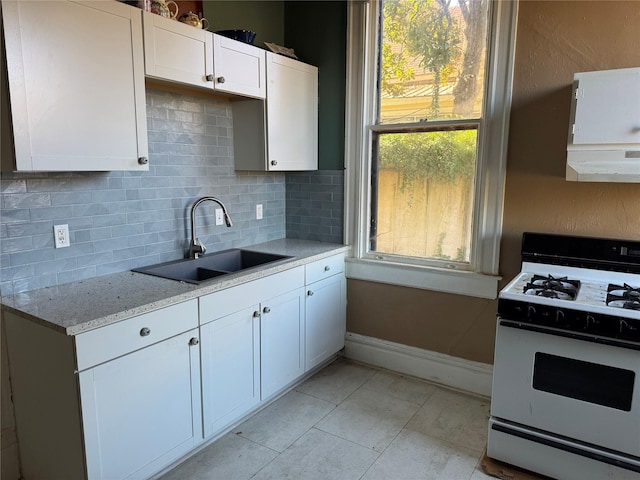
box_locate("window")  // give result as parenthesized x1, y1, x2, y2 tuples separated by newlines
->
(344, 0, 518, 299)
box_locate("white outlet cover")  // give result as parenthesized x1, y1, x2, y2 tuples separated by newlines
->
(215, 208, 224, 226)
(256, 204, 263, 220)
(54, 224, 70, 248)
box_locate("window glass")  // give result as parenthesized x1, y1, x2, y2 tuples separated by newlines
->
(370, 0, 490, 267)
(371, 130, 477, 263)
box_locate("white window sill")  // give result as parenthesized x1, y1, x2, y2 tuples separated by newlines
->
(345, 258, 501, 299)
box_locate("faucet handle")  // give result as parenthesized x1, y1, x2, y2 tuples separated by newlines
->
(190, 238, 207, 259)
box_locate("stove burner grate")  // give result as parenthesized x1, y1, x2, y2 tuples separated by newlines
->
(523, 274, 580, 300)
(607, 283, 640, 311)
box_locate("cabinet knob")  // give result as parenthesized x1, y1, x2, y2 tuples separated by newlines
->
(270, 160, 278, 166)
(206, 74, 214, 82)
(263, 306, 271, 314)
(189, 337, 199, 346)
(253, 310, 261, 318)
(140, 327, 151, 337)
(217, 76, 226, 84)
(307, 290, 314, 296)
(324, 265, 331, 271)
(138, 157, 148, 165)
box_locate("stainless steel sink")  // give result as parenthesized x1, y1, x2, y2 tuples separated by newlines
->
(133, 249, 291, 284)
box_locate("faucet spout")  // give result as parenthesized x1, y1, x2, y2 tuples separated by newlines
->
(189, 196, 233, 259)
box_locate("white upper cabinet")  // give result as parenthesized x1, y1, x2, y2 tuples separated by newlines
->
(571, 68, 640, 146)
(1, 0, 149, 171)
(265, 52, 318, 171)
(212, 34, 266, 99)
(142, 10, 214, 89)
(567, 67, 640, 182)
(142, 14, 266, 99)
(233, 52, 318, 171)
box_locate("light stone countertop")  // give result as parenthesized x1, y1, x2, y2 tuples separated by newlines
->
(1, 239, 350, 336)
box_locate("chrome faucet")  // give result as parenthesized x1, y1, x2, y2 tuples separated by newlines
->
(188, 196, 233, 259)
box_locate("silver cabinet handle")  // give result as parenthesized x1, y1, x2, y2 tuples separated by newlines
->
(138, 157, 148, 165)
(217, 76, 226, 84)
(324, 265, 331, 271)
(205, 74, 214, 82)
(263, 306, 271, 314)
(270, 160, 278, 166)
(140, 327, 151, 337)
(253, 311, 261, 318)
(189, 337, 199, 346)
(307, 290, 314, 296)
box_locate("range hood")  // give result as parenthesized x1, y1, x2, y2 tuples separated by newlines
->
(566, 67, 640, 183)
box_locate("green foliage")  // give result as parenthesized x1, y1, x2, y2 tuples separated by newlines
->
(378, 130, 477, 187)
(381, 0, 462, 116)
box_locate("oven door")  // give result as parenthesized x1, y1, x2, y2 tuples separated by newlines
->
(491, 319, 640, 457)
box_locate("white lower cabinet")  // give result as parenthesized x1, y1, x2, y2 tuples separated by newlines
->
(200, 305, 261, 437)
(3, 299, 201, 480)
(260, 287, 306, 399)
(79, 329, 202, 480)
(305, 274, 346, 371)
(199, 266, 305, 437)
(4, 253, 347, 479)
(304, 254, 347, 371)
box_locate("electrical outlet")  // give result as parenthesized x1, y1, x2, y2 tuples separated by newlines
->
(215, 208, 224, 226)
(53, 224, 70, 248)
(256, 204, 263, 220)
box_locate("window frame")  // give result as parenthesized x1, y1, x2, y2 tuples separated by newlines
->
(344, 0, 519, 299)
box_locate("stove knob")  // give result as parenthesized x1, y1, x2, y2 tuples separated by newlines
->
(555, 310, 565, 325)
(527, 305, 536, 319)
(585, 314, 595, 330)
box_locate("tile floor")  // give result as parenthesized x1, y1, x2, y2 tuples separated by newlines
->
(159, 357, 496, 480)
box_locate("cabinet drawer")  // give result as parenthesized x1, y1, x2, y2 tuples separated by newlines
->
(75, 300, 198, 371)
(305, 254, 345, 285)
(199, 266, 304, 324)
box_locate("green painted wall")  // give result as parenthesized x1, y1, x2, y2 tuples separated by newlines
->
(202, 1, 285, 47)
(285, 1, 347, 170)
(202, 0, 347, 171)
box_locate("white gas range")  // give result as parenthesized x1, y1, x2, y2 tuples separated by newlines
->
(488, 232, 640, 480)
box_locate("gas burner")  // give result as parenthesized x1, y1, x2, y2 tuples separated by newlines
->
(607, 283, 640, 310)
(523, 275, 580, 300)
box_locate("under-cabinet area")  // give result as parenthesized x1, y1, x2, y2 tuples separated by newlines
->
(1, 0, 318, 172)
(2, 242, 347, 480)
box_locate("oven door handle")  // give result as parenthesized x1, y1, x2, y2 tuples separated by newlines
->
(499, 319, 640, 352)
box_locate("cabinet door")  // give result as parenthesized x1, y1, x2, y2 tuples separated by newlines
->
(572, 68, 640, 145)
(212, 34, 266, 99)
(306, 274, 346, 371)
(142, 10, 213, 89)
(261, 287, 306, 399)
(79, 329, 202, 480)
(2, 0, 148, 171)
(265, 52, 318, 171)
(201, 306, 261, 438)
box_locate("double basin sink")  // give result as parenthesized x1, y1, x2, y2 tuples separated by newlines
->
(133, 249, 291, 284)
